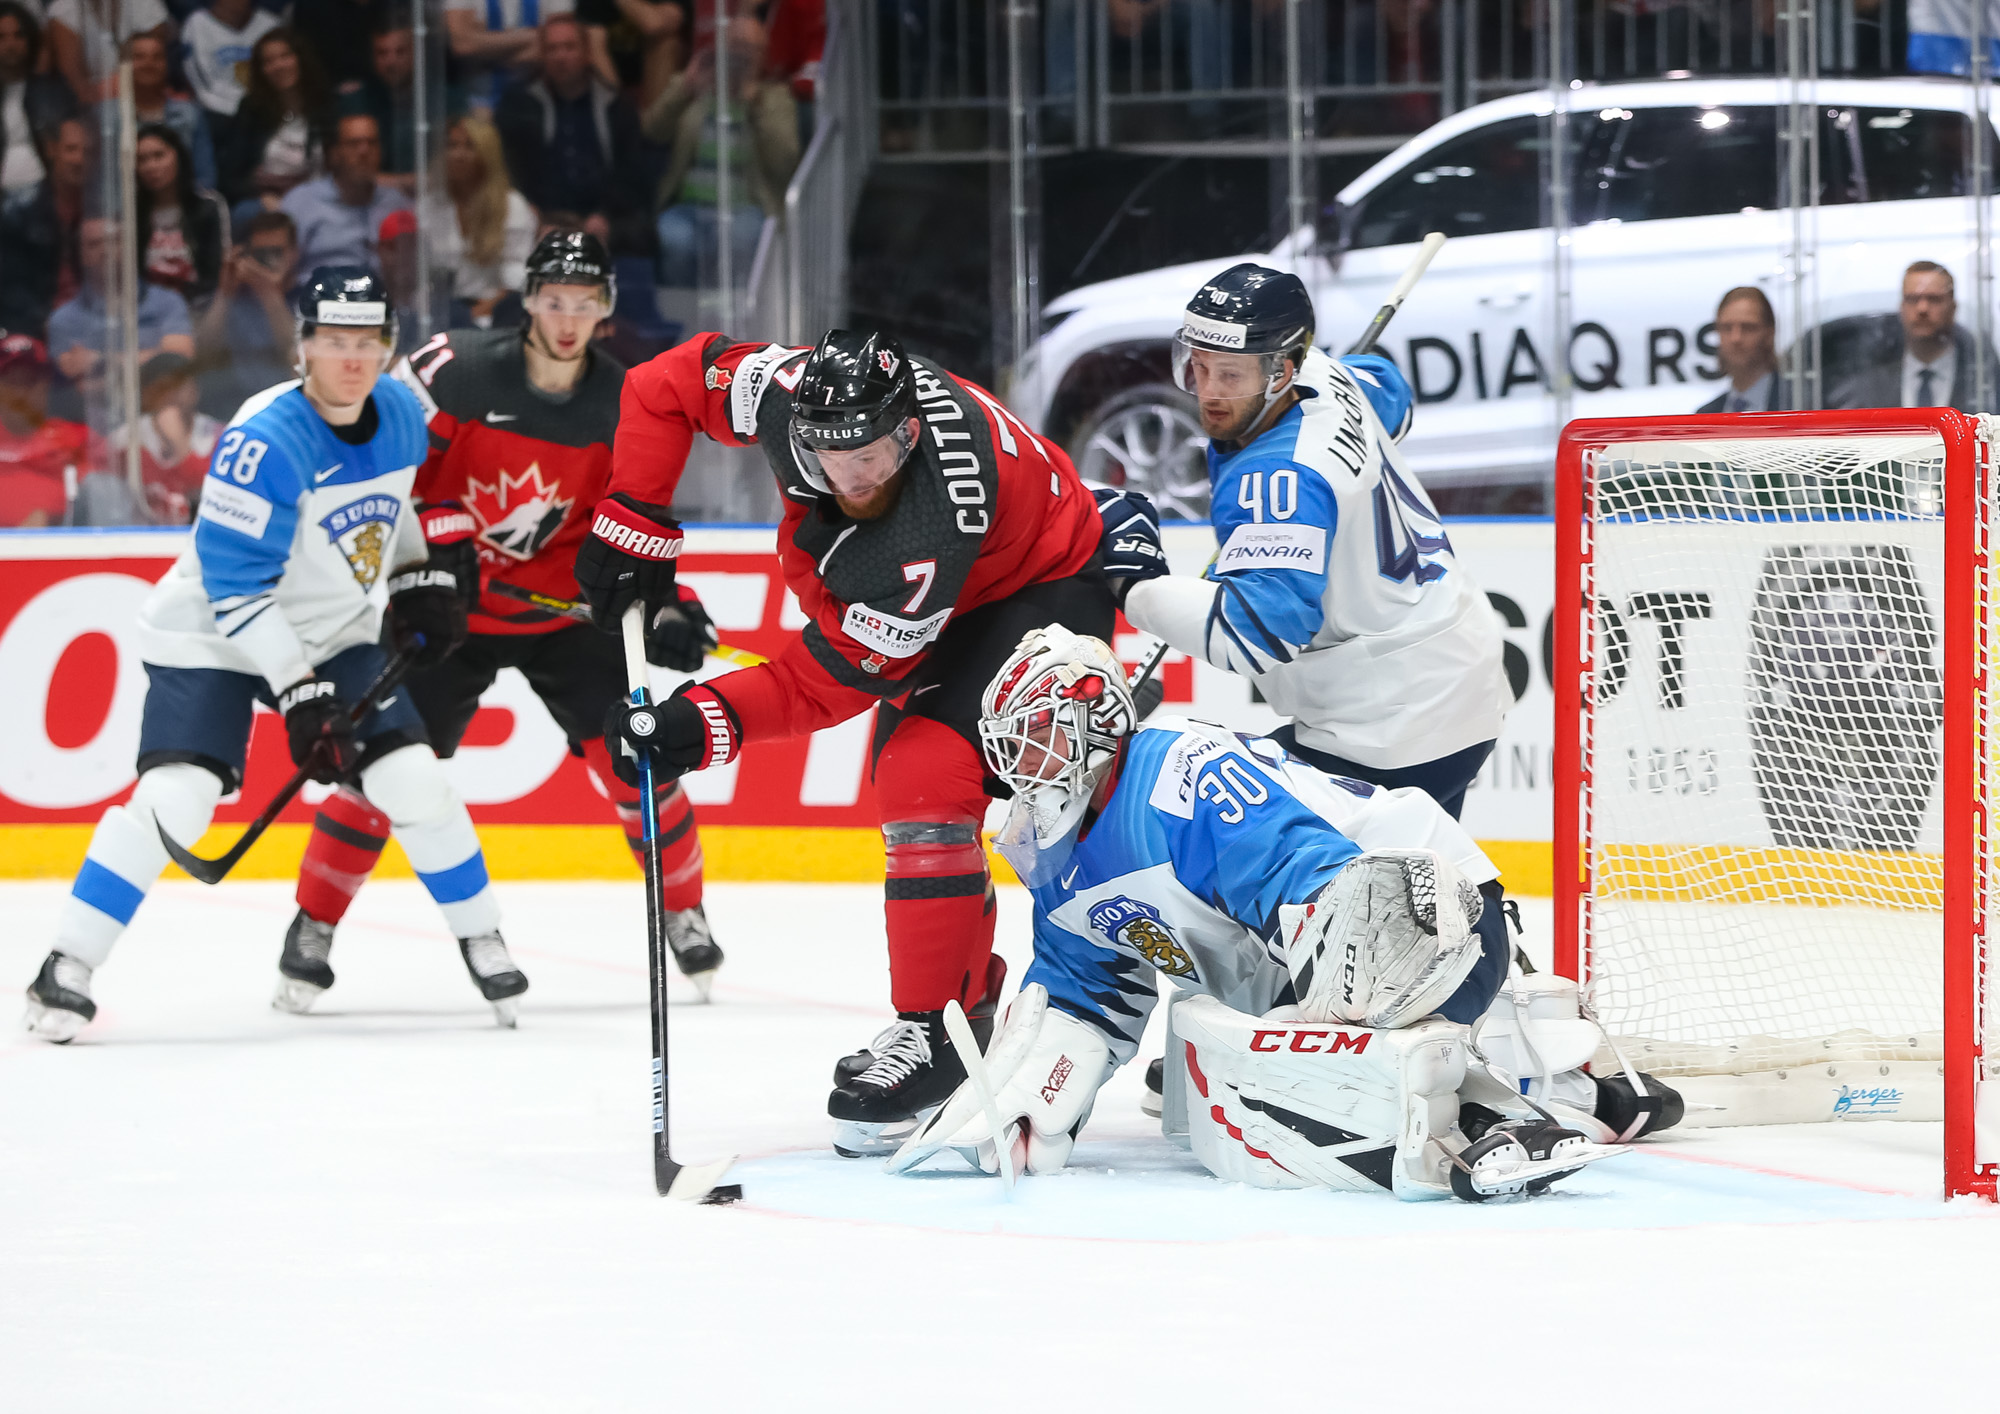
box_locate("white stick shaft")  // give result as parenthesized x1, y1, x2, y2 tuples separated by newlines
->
(621, 603, 649, 696)
(942, 1000, 1016, 1196)
(1385, 231, 1447, 311)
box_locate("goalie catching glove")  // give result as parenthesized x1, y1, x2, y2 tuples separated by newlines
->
(1282, 848, 1486, 1029)
(889, 983, 1112, 1178)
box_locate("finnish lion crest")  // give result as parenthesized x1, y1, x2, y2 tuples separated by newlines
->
(319, 495, 402, 590)
(1087, 895, 1196, 978)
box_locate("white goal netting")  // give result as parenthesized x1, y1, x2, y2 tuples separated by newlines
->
(1576, 432, 1956, 1076)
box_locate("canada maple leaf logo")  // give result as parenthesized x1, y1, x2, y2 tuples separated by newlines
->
(463, 462, 575, 561)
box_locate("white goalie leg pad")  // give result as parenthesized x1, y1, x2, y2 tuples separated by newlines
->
(1280, 848, 1485, 1029)
(889, 984, 1113, 1177)
(1460, 973, 1620, 1142)
(1175, 994, 1468, 1201)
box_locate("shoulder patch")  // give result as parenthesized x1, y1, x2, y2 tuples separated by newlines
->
(729, 344, 804, 437)
(1147, 730, 1231, 820)
(197, 478, 273, 538)
(1214, 521, 1327, 575)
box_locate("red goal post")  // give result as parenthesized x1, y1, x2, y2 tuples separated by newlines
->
(1553, 408, 1995, 1200)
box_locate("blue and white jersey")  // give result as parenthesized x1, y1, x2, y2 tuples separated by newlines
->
(1126, 349, 1510, 770)
(137, 377, 431, 691)
(1020, 719, 1498, 1065)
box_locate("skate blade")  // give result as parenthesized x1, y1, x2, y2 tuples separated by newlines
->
(666, 1156, 739, 1203)
(831, 1112, 933, 1158)
(272, 976, 327, 1015)
(22, 999, 86, 1044)
(1140, 1090, 1164, 1119)
(491, 997, 520, 1028)
(685, 967, 717, 1004)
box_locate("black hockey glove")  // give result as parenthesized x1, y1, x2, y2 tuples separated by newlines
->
(645, 583, 720, 673)
(575, 493, 683, 631)
(602, 681, 742, 789)
(1093, 485, 1169, 608)
(277, 676, 359, 784)
(383, 503, 478, 666)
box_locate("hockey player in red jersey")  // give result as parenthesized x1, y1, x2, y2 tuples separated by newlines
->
(576, 327, 1113, 1154)
(273, 232, 726, 1013)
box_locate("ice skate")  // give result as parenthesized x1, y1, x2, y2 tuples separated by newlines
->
(1141, 1056, 1164, 1118)
(828, 1010, 967, 1157)
(23, 951, 95, 1043)
(1446, 1118, 1625, 1202)
(273, 910, 337, 1014)
(458, 931, 529, 1027)
(833, 954, 1005, 1087)
(664, 904, 723, 1002)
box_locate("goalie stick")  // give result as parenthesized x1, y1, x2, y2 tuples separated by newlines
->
(621, 603, 743, 1204)
(156, 647, 417, 885)
(486, 579, 767, 668)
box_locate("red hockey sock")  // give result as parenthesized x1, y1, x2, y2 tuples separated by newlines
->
(876, 717, 997, 1014)
(297, 787, 391, 925)
(584, 738, 705, 912)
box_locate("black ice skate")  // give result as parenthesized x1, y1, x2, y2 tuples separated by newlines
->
(273, 909, 337, 1014)
(1141, 1056, 1165, 1118)
(664, 904, 723, 1002)
(828, 1010, 967, 1158)
(833, 954, 1006, 1087)
(23, 951, 95, 1043)
(458, 931, 529, 1027)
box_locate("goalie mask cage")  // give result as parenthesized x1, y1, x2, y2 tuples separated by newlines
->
(1553, 408, 1996, 1200)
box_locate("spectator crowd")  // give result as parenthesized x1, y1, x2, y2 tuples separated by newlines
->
(0, 0, 821, 527)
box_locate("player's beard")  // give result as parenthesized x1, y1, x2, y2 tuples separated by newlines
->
(834, 470, 907, 521)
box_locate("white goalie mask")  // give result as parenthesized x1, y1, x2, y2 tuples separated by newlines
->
(979, 627, 1137, 888)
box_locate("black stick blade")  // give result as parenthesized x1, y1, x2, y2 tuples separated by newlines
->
(156, 820, 250, 886)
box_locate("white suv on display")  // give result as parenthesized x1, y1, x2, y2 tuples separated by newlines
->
(1017, 76, 1997, 515)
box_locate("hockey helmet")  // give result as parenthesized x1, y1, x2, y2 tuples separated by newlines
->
(295, 265, 396, 351)
(788, 328, 921, 496)
(524, 229, 616, 308)
(1173, 263, 1316, 410)
(981, 626, 1138, 887)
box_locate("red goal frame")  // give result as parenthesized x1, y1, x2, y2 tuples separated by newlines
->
(1552, 408, 1995, 1201)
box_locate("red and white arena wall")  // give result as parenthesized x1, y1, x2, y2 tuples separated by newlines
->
(0, 524, 1556, 890)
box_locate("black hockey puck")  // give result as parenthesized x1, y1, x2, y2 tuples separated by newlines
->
(700, 1184, 744, 1205)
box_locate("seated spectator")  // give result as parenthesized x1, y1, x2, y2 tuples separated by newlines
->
(422, 114, 535, 327)
(220, 28, 335, 214)
(106, 350, 221, 524)
(128, 33, 220, 196)
(2, 3, 80, 201)
(195, 207, 297, 414)
(643, 13, 797, 289)
(136, 122, 229, 309)
(447, 0, 575, 106)
(1699, 286, 1785, 414)
(47, 213, 196, 409)
(0, 329, 93, 527)
(582, 0, 684, 110)
(0, 114, 91, 338)
(179, 0, 279, 149)
(45, 0, 170, 105)
(279, 111, 409, 277)
(341, 14, 419, 197)
(1829, 260, 2000, 413)
(292, 0, 389, 91)
(374, 206, 431, 350)
(497, 15, 649, 248)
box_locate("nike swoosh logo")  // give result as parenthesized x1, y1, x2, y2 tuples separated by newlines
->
(315, 463, 344, 483)
(485, 411, 518, 423)
(377, 695, 398, 709)
(1061, 865, 1080, 888)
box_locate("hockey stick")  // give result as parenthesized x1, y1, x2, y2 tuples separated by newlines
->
(487, 579, 768, 668)
(157, 648, 417, 886)
(941, 998, 1017, 1195)
(620, 603, 743, 1204)
(1344, 230, 1447, 357)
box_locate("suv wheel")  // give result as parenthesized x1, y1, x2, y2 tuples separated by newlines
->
(1074, 383, 1210, 520)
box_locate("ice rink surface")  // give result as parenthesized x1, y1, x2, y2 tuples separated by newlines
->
(4, 879, 1997, 1411)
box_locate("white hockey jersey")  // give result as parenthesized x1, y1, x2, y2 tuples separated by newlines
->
(1019, 718, 1499, 1065)
(137, 377, 431, 692)
(1125, 349, 1510, 769)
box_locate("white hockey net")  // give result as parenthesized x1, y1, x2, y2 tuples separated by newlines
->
(1571, 431, 1955, 1077)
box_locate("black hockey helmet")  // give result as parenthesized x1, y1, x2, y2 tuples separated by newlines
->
(295, 265, 396, 349)
(524, 229, 616, 308)
(1173, 263, 1315, 414)
(788, 328, 921, 494)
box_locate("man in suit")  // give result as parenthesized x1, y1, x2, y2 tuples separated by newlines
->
(1829, 261, 1996, 413)
(1699, 285, 1787, 414)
